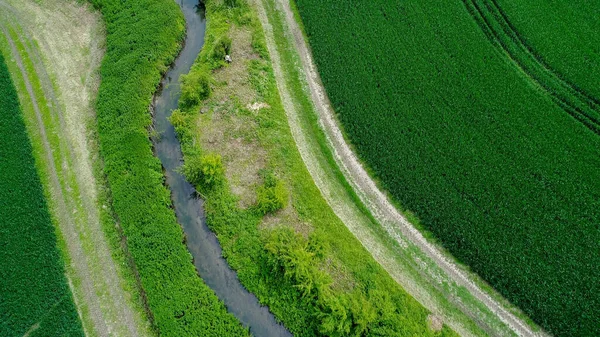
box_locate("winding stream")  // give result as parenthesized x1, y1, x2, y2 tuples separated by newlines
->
(152, 1, 291, 336)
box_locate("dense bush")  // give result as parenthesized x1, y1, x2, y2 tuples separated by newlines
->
(0, 54, 83, 337)
(295, 0, 600, 335)
(180, 67, 211, 108)
(88, 0, 247, 335)
(255, 170, 288, 215)
(182, 153, 225, 188)
(211, 35, 232, 63)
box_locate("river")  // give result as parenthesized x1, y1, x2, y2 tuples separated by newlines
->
(151, 1, 292, 336)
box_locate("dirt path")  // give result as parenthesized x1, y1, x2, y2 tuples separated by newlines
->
(1, 26, 109, 337)
(0, 1, 148, 336)
(254, 0, 546, 336)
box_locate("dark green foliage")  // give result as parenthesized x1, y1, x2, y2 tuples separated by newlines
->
(88, 0, 248, 335)
(494, 0, 600, 102)
(224, 0, 245, 9)
(463, 0, 600, 134)
(211, 35, 232, 62)
(294, 0, 600, 336)
(255, 170, 288, 215)
(0, 53, 83, 337)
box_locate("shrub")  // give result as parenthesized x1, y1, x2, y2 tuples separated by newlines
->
(183, 153, 225, 188)
(224, 0, 244, 8)
(180, 67, 211, 108)
(211, 35, 232, 63)
(256, 170, 288, 214)
(265, 227, 331, 298)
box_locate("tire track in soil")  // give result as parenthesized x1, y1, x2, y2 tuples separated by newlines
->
(1, 26, 109, 337)
(254, 0, 547, 336)
(0, 3, 142, 335)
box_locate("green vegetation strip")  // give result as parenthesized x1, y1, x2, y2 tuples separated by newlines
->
(293, 1, 600, 336)
(88, 0, 247, 335)
(0, 52, 83, 337)
(172, 1, 458, 336)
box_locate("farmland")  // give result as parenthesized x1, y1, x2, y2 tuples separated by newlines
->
(294, 0, 600, 336)
(0, 53, 83, 336)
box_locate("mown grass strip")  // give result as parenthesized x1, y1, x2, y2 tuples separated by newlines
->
(0, 52, 83, 337)
(88, 0, 248, 335)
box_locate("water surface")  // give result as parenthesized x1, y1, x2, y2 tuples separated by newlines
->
(152, 1, 292, 336)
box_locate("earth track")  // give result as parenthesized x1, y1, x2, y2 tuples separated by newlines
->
(0, 1, 147, 336)
(254, 0, 548, 336)
(0, 26, 109, 337)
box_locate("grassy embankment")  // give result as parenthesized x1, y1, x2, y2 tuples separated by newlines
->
(293, 0, 600, 336)
(0, 52, 83, 337)
(88, 0, 248, 335)
(171, 1, 459, 336)
(259, 0, 518, 335)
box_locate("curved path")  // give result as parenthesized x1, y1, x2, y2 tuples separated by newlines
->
(0, 1, 149, 336)
(254, 0, 548, 336)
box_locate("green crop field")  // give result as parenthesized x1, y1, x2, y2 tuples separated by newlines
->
(294, 0, 600, 336)
(0, 53, 83, 336)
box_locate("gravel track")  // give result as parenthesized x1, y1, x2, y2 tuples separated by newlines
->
(0, 1, 145, 336)
(254, 0, 547, 336)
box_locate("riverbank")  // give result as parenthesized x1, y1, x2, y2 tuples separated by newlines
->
(172, 1, 458, 336)
(89, 0, 248, 335)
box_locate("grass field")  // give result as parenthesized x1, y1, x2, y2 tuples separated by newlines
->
(294, 0, 600, 336)
(172, 1, 460, 336)
(0, 52, 83, 337)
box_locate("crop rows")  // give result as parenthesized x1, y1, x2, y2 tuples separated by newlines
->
(294, 0, 600, 336)
(494, 0, 600, 104)
(463, 0, 600, 135)
(88, 0, 247, 335)
(0, 53, 83, 337)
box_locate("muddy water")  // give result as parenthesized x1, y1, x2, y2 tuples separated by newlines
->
(152, 1, 291, 336)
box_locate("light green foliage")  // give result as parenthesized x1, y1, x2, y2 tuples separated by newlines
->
(256, 170, 288, 214)
(183, 153, 225, 188)
(265, 227, 331, 298)
(180, 67, 211, 108)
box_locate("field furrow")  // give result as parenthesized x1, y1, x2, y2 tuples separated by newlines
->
(464, 0, 600, 135)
